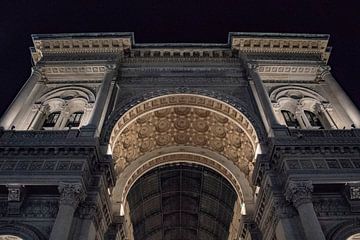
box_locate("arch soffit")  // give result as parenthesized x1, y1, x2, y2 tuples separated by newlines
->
(109, 94, 259, 148)
(109, 94, 261, 186)
(111, 149, 254, 214)
(101, 89, 266, 144)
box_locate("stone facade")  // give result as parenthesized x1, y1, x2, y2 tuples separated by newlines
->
(0, 32, 359, 240)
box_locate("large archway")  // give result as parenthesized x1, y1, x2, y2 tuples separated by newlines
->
(126, 162, 238, 240)
(108, 94, 262, 239)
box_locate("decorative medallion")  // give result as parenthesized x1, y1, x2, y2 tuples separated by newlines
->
(193, 134, 207, 146)
(156, 135, 171, 146)
(156, 119, 171, 132)
(138, 126, 151, 138)
(194, 108, 210, 118)
(212, 125, 226, 138)
(230, 134, 242, 148)
(140, 140, 152, 152)
(174, 107, 191, 116)
(125, 148, 136, 162)
(174, 133, 190, 144)
(193, 121, 209, 132)
(174, 118, 190, 130)
(136, 115, 150, 124)
(210, 139, 224, 151)
(227, 147, 239, 162)
(122, 135, 134, 149)
(154, 108, 171, 118)
(215, 114, 229, 123)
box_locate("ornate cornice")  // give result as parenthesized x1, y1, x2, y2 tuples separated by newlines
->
(285, 180, 313, 208)
(31, 34, 132, 64)
(58, 182, 86, 208)
(231, 35, 330, 63)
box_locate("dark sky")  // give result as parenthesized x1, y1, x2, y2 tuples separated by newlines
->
(0, 0, 359, 116)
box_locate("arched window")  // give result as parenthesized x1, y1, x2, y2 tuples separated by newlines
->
(42, 111, 61, 128)
(281, 110, 299, 128)
(304, 110, 323, 128)
(66, 111, 83, 128)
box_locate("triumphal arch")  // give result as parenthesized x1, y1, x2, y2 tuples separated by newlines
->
(0, 32, 360, 240)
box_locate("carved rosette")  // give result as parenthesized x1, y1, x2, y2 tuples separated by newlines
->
(112, 105, 256, 177)
(58, 182, 86, 208)
(285, 181, 313, 208)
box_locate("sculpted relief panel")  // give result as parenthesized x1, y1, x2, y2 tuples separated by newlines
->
(110, 95, 259, 179)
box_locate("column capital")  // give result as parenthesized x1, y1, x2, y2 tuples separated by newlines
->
(285, 180, 313, 208)
(58, 182, 86, 208)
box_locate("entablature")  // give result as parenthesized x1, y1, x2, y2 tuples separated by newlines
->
(230, 32, 331, 63)
(31, 33, 132, 64)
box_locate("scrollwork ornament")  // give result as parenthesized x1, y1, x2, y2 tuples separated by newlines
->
(58, 182, 86, 208)
(285, 180, 313, 208)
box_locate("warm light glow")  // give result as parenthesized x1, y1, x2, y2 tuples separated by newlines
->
(106, 144, 113, 155)
(347, 233, 360, 240)
(240, 202, 246, 215)
(120, 203, 125, 216)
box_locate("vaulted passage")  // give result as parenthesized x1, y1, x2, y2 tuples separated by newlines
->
(127, 163, 237, 240)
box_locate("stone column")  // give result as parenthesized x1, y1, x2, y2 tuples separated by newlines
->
(247, 63, 283, 136)
(86, 65, 116, 135)
(0, 67, 42, 129)
(77, 203, 98, 240)
(285, 181, 325, 240)
(50, 182, 86, 240)
(321, 67, 360, 128)
(272, 198, 303, 240)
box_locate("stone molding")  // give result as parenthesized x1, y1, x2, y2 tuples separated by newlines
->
(231, 36, 330, 62)
(285, 180, 313, 208)
(58, 182, 86, 208)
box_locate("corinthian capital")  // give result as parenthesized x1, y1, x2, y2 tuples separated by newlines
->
(285, 180, 313, 208)
(58, 182, 86, 208)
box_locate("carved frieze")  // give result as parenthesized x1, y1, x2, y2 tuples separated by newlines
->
(285, 158, 360, 171)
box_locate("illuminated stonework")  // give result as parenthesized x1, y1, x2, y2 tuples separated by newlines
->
(1, 32, 360, 240)
(111, 98, 257, 177)
(0, 236, 22, 240)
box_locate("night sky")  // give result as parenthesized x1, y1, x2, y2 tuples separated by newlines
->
(0, 0, 359, 116)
